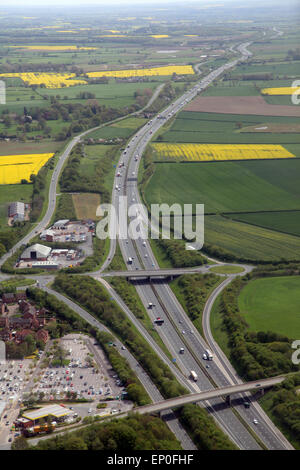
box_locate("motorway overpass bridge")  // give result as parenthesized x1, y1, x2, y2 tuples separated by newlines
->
(127, 376, 285, 416)
(101, 266, 213, 282)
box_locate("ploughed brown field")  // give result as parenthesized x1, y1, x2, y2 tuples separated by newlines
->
(185, 95, 300, 117)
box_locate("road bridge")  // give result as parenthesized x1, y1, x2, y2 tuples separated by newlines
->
(125, 376, 285, 416)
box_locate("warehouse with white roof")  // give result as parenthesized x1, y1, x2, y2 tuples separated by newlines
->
(20, 243, 52, 261)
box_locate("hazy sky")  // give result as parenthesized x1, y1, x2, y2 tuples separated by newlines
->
(1, 0, 234, 6)
(2, 0, 297, 9)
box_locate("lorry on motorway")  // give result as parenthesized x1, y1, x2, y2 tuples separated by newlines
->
(205, 349, 213, 361)
(190, 370, 198, 381)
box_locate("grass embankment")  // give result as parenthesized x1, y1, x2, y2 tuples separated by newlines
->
(170, 273, 222, 336)
(210, 265, 245, 274)
(0, 277, 36, 292)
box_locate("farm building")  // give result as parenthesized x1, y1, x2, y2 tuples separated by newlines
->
(8, 201, 25, 222)
(20, 244, 51, 261)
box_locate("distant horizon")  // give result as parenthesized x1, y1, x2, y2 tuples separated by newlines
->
(1, 0, 298, 8)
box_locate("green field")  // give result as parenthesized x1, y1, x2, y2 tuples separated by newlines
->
(238, 276, 300, 337)
(158, 111, 300, 145)
(144, 160, 300, 214)
(88, 116, 147, 140)
(81, 144, 115, 178)
(204, 215, 300, 261)
(230, 60, 300, 77)
(37, 81, 160, 108)
(201, 79, 293, 98)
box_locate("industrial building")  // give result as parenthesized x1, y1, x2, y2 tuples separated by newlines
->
(20, 244, 52, 261)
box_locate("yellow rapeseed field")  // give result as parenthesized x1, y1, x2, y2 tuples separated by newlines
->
(0, 153, 54, 185)
(0, 72, 87, 88)
(151, 143, 295, 162)
(87, 65, 194, 79)
(261, 87, 300, 95)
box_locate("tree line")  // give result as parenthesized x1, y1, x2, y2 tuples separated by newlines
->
(27, 413, 182, 450)
(179, 404, 238, 450)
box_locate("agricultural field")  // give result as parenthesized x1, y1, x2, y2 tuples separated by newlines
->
(144, 156, 300, 261)
(0, 184, 33, 229)
(87, 116, 148, 140)
(0, 141, 62, 156)
(203, 215, 300, 262)
(80, 144, 115, 179)
(157, 110, 300, 146)
(261, 86, 300, 95)
(0, 72, 88, 88)
(230, 211, 300, 237)
(0, 153, 54, 184)
(144, 160, 300, 213)
(29, 81, 161, 109)
(151, 143, 295, 162)
(72, 193, 101, 220)
(184, 96, 300, 117)
(230, 60, 300, 78)
(238, 276, 300, 338)
(8, 45, 98, 51)
(86, 65, 195, 79)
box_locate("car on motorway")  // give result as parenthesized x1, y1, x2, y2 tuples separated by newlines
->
(203, 353, 207, 360)
(253, 419, 258, 425)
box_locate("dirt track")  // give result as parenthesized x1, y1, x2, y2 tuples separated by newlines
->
(185, 95, 300, 117)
